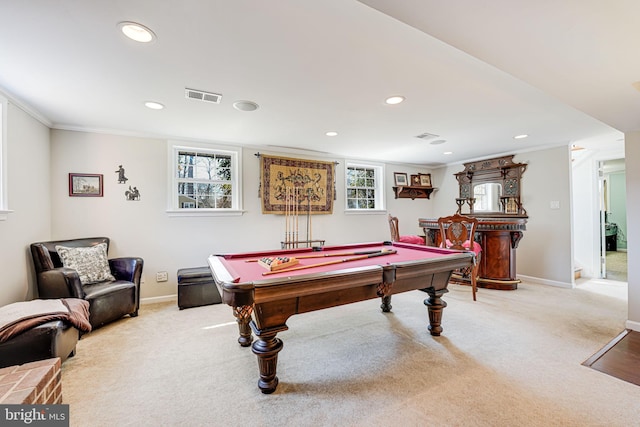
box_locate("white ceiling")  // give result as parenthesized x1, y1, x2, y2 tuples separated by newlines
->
(0, 0, 636, 166)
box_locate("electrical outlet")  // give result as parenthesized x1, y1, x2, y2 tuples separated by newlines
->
(156, 271, 168, 282)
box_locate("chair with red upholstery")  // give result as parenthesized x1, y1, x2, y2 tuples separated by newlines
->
(388, 215, 425, 245)
(437, 213, 482, 301)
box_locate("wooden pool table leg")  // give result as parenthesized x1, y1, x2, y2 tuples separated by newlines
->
(251, 327, 284, 394)
(378, 282, 393, 312)
(423, 287, 449, 336)
(380, 295, 392, 312)
(233, 305, 254, 347)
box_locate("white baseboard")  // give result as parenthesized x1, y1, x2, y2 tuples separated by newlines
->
(516, 274, 573, 289)
(140, 294, 176, 305)
(625, 319, 640, 332)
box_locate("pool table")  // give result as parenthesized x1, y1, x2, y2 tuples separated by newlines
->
(207, 241, 473, 393)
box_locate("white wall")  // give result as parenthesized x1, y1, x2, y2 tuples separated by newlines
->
(626, 131, 640, 330)
(571, 154, 598, 278)
(430, 163, 462, 219)
(0, 103, 51, 305)
(517, 146, 573, 285)
(49, 129, 433, 300)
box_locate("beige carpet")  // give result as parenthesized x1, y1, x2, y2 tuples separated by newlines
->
(606, 251, 627, 282)
(61, 279, 640, 427)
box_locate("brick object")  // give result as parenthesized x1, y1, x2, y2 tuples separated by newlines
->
(0, 358, 62, 404)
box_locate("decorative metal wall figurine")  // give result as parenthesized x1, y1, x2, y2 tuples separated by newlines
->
(125, 185, 141, 201)
(115, 164, 141, 201)
(115, 165, 128, 184)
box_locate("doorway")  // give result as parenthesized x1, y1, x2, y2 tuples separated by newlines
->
(600, 159, 627, 281)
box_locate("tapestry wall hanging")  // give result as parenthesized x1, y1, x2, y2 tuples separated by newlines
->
(260, 155, 334, 214)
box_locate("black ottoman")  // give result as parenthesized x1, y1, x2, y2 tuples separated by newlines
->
(0, 320, 79, 369)
(177, 267, 222, 310)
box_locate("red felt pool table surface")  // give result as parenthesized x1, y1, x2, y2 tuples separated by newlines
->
(215, 241, 463, 284)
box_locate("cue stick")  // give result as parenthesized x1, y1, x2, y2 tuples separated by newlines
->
(245, 248, 392, 262)
(289, 187, 292, 247)
(292, 187, 295, 247)
(286, 187, 291, 248)
(261, 249, 397, 276)
(295, 187, 299, 247)
(287, 186, 292, 248)
(292, 249, 392, 259)
(306, 191, 311, 243)
(289, 187, 293, 247)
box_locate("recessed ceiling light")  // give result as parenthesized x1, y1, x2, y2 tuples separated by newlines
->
(233, 100, 259, 112)
(325, 131, 338, 137)
(385, 96, 405, 105)
(514, 134, 528, 140)
(430, 139, 446, 145)
(144, 101, 164, 110)
(118, 21, 156, 43)
(443, 151, 453, 155)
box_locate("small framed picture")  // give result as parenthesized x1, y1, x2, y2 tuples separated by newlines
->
(394, 172, 408, 186)
(69, 173, 103, 197)
(419, 173, 432, 187)
(410, 174, 421, 186)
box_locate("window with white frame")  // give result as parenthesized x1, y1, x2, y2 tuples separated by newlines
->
(169, 142, 242, 215)
(345, 162, 384, 211)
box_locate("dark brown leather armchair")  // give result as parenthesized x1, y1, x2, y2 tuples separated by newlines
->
(30, 237, 143, 330)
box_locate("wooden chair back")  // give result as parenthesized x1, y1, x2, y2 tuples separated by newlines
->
(437, 213, 480, 301)
(438, 213, 478, 251)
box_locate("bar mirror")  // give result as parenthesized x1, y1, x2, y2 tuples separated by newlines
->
(455, 155, 527, 217)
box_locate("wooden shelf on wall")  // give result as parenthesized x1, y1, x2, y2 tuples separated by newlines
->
(393, 186, 435, 200)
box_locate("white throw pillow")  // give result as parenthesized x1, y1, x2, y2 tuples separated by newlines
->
(55, 243, 116, 285)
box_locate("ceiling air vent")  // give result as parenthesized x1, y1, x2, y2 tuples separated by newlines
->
(415, 132, 439, 140)
(185, 88, 222, 104)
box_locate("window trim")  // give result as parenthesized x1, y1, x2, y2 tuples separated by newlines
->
(166, 140, 244, 217)
(344, 161, 385, 213)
